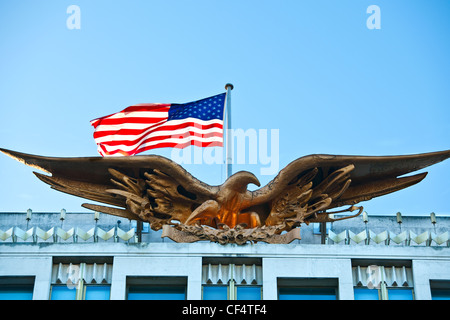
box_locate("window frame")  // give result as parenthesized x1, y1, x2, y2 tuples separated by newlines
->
(50, 281, 111, 300)
(430, 280, 450, 300)
(83, 284, 111, 300)
(50, 259, 113, 300)
(277, 277, 339, 300)
(201, 259, 263, 301)
(202, 284, 229, 300)
(202, 283, 263, 300)
(0, 276, 35, 300)
(352, 261, 415, 300)
(50, 284, 78, 300)
(126, 276, 187, 300)
(236, 285, 263, 300)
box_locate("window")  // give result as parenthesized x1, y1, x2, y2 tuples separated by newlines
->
(313, 222, 331, 235)
(203, 286, 228, 300)
(386, 288, 414, 300)
(0, 277, 34, 300)
(277, 278, 338, 300)
(237, 286, 262, 300)
(50, 284, 111, 300)
(431, 289, 450, 300)
(131, 220, 150, 233)
(126, 276, 187, 300)
(50, 260, 112, 300)
(352, 262, 414, 300)
(50, 285, 77, 300)
(85, 285, 111, 300)
(202, 284, 262, 300)
(202, 259, 262, 300)
(127, 286, 186, 300)
(353, 288, 379, 300)
(278, 287, 337, 300)
(430, 280, 450, 300)
(353, 287, 414, 300)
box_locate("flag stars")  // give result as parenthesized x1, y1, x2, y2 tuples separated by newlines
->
(168, 93, 225, 121)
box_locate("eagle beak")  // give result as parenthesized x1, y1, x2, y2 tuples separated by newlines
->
(223, 171, 261, 193)
(247, 172, 261, 187)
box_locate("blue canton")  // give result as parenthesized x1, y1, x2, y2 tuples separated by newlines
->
(168, 93, 226, 121)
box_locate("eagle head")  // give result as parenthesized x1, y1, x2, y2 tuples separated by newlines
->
(222, 171, 261, 193)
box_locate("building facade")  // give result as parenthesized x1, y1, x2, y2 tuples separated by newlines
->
(0, 210, 449, 300)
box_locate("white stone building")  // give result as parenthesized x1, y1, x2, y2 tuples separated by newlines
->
(0, 210, 449, 301)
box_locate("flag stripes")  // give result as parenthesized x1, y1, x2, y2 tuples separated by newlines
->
(90, 93, 226, 156)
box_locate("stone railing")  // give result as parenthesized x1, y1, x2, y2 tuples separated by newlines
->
(0, 226, 137, 243)
(1, 225, 449, 246)
(327, 229, 449, 246)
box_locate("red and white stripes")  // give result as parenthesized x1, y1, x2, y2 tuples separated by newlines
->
(90, 103, 223, 156)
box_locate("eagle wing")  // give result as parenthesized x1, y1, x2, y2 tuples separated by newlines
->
(245, 150, 450, 227)
(0, 148, 219, 230)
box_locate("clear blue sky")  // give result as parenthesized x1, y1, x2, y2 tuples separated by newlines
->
(0, 0, 449, 217)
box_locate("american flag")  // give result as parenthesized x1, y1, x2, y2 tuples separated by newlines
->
(90, 93, 226, 156)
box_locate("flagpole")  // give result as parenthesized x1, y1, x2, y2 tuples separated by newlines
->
(225, 83, 234, 179)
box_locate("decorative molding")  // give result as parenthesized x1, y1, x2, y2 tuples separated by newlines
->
(0, 226, 136, 243)
(161, 224, 301, 245)
(52, 262, 112, 284)
(1, 225, 448, 246)
(328, 229, 449, 246)
(352, 265, 413, 288)
(202, 263, 262, 285)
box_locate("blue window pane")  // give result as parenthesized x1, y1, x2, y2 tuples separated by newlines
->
(237, 286, 261, 300)
(0, 285, 34, 300)
(388, 289, 413, 300)
(127, 286, 186, 300)
(431, 289, 450, 300)
(85, 286, 110, 300)
(354, 288, 380, 300)
(203, 286, 228, 300)
(51, 286, 77, 300)
(278, 288, 336, 300)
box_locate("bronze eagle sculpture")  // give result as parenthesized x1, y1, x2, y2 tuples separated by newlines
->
(1, 148, 449, 244)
